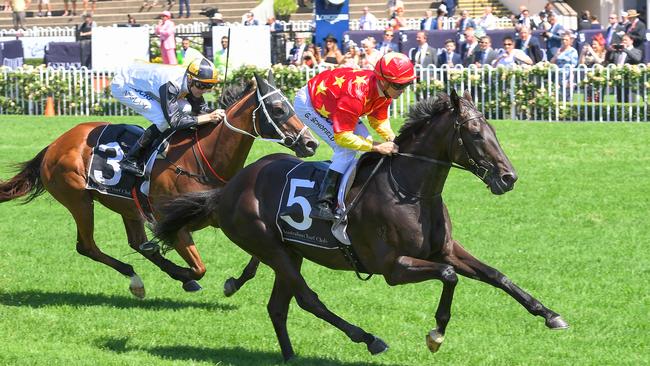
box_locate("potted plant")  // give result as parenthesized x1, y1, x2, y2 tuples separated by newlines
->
(274, 0, 298, 22)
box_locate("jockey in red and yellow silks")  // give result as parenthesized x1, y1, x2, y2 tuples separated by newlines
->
(293, 52, 416, 221)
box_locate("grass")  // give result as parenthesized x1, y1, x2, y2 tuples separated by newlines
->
(0, 115, 649, 365)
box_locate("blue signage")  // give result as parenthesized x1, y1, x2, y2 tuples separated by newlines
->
(314, 0, 350, 51)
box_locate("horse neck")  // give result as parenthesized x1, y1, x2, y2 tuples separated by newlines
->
(203, 89, 259, 180)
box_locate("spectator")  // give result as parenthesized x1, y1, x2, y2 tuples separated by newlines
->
(535, 12, 550, 31)
(178, 37, 203, 65)
(432, 8, 447, 30)
(544, 13, 565, 59)
(604, 13, 624, 46)
(441, 0, 456, 17)
(210, 12, 225, 26)
(515, 26, 543, 63)
(126, 14, 139, 26)
(267, 16, 282, 32)
(301, 44, 322, 69)
(456, 9, 476, 33)
(62, 0, 76, 16)
(411, 31, 435, 67)
(589, 15, 601, 29)
(77, 14, 95, 67)
(389, 6, 407, 31)
(377, 29, 398, 54)
(543, 2, 555, 17)
(579, 33, 606, 66)
(7, 0, 28, 29)
(420, 9, 435, 31)
(156, 10, 177, 65)
(459, 27, 479, 66)
(81, 0, 95, 15)
(322, 34, 344, 67)
(515, 7, 536, 31)
(386, 0, 403, 18)
(243, 12, 259, 26)
(360, 37, 381, 69)
(606, 34, 642, 65)
(577, 10, 591, 31)
(624, 10, 646, 49)
(550, 34, 578, 68)
(477, 6, 497, 31)
(436, 38, 461, 67)
(619, 11, 630, 29)
(37, 0, 51, 17)
(492, 36, 533, 67)
(214, 36, 229, 73)
(472, 36, 499, 66)
(342, 43, 361, 68)
(289, 33, 308, 66)
(178, 0, 189, 18)
(359, 6, 378, 30)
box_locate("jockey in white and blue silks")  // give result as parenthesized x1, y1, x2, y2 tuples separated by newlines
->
(110, 57, 225, 177)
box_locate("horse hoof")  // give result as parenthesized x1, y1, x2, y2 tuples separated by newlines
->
(139, 240, 160, 253)
(367, 336, 389, 355)
(426, 329, 445, 353)
(546, 315, 569, 330)
(223, 277, 238, 297)
(129, 286, 146, 299)
(183, 280, 202, 292)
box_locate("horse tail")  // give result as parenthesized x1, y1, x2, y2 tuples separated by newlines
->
(152, 188, 222, 249)
(0, 147, 48, 204)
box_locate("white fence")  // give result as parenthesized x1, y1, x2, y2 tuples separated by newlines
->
(1, 64, 647, 122)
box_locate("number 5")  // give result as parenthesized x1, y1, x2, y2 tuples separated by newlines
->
(280, 178, 315, 231)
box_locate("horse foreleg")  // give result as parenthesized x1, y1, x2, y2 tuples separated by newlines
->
(173, 228, 206, 292)
(266, 256, 301, 361)
(444, 240, 569, 330)
(383, 255, 458, 353)
(224, 256, 260, 297)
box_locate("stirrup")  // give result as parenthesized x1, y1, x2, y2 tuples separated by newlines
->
(309, 202, 339, 221)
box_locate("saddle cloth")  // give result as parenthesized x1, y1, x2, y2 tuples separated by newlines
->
(275, 160, 359, 249)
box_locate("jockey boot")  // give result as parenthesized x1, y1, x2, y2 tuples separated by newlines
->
(120, 125, 161, 177)
(309, 170, 342, 221)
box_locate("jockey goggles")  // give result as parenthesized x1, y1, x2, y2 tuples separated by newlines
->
(192, 80, 216, 90)
(388, 81, 410, 90)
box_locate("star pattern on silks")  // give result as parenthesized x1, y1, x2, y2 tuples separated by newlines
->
(382, 51, 405, 66)
(316, 105, 330, 118)
(352, 75, 368, 86)
(316, 80, 328, 95)
(333, 76, 346, 88)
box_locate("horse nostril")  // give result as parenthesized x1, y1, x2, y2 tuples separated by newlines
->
(501, 172, 517, 186)
(306, 139, 319, 151)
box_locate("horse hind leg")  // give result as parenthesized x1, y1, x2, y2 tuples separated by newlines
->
(224, 256, 260, 297)
(445, 240, 569, 330)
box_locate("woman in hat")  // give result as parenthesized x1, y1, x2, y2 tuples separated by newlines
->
(322, 34, 344, 67)
(156, 10, 177, 64)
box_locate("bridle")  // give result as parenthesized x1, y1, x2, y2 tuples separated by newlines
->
(222, 82, 309, 147)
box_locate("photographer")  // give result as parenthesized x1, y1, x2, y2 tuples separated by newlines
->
(606, 34, 642, 66)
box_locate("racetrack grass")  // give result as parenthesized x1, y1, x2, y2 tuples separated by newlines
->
(0, 115, 648, 365)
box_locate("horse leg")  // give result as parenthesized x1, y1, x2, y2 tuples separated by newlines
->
(224, 256, 260, 297)
(122, 217, 197, 295)
(172, 228, 206, 292)
(266, 255, 301, 361)
(266, 250, 388, 356)
(383, 256, 458, 353)
(444, 240, 569, 329)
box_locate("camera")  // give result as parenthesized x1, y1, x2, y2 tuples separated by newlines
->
(199, 7, 219, 18)
(613, 44, 624, 50)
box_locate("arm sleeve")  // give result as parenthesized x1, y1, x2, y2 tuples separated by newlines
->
(334, 131, 373, 151)
(367, 116, 395, 141)
(159, 82, 198, 129)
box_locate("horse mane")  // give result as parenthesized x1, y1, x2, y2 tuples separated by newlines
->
(218, 80, 256, 109)
(394, 93, 450, 145)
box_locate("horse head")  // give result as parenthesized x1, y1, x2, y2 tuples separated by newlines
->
(448, 89, 517, 194)
(253, 71, 318, 157)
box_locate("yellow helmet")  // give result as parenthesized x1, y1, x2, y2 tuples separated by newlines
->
(186, 57, 219, 85)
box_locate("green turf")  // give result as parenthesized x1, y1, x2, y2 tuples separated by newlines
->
(0, 115, 648, 365)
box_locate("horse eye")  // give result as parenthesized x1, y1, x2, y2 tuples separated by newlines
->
(272, 107, 285, 117)
(472, 132, 483, 140)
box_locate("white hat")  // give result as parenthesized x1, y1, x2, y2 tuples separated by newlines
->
(212, 13, 223, 20)
(620, 11, 628, 17)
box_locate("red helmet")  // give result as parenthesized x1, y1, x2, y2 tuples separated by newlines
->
(374, 52, 416, 84)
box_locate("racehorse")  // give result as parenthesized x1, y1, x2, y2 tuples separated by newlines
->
(0, 71, 318, 298)
(151, 90, 568, 360)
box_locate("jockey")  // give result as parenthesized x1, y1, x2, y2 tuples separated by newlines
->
(110, 57, 225, 177)
(294, 52, 416, 221)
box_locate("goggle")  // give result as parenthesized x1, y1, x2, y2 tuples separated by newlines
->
(193, 80, 215, 90)
(389, 81, 410, 90)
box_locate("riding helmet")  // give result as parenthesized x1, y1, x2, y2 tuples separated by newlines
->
(186, 57, 219, 84)
(374, 52, 416, 85)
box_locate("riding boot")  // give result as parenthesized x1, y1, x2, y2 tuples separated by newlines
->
(120, 125, 161, 177)
(309, 170, 342, 221)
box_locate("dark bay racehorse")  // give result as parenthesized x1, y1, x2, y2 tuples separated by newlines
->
(0, 72, 318, 298)
(152, 90, 568, 359)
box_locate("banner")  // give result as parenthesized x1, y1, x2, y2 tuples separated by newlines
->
(0, 40, 24, 69)
(91, 27, 149, 72)
(315, 0, 350, 51)
(0, 36, 75, 59)
(44, 42, 81, 69)
(212, 25, 270, 70)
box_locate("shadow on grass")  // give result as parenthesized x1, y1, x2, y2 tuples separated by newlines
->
(97, 336, 407, 366)
(0, 290, 236, 311)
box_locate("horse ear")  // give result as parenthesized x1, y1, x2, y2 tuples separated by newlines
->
(267, 69, 276, 86)
(463, 90, 473, 103)
(253, 72, 267, 93)
(450, 89, 461, 113)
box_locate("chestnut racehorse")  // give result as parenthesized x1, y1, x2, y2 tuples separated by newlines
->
(0, 72, 318, 298)
(152, 90, 568, 360)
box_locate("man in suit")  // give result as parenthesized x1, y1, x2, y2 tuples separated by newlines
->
(456, 9, 476, 33)
(437, 38, 461, 66)
(544, 13, 565, 59)
(377, 29, 398, 54)
(604, 13, 624, 47)
(412, 31, 436, 67)
(470, 35, 499, 66)
(624, 9, 646, 49)
(515, 26, 543, 63)
(459, 27, 479, 66)
(606, 34, 642, 66)
(289, 33, 308, 66)
(420, 9, 435, 31)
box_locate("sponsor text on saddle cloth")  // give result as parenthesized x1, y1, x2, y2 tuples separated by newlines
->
(86, 124, 169, 215)
(276, 160, 359, 248)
